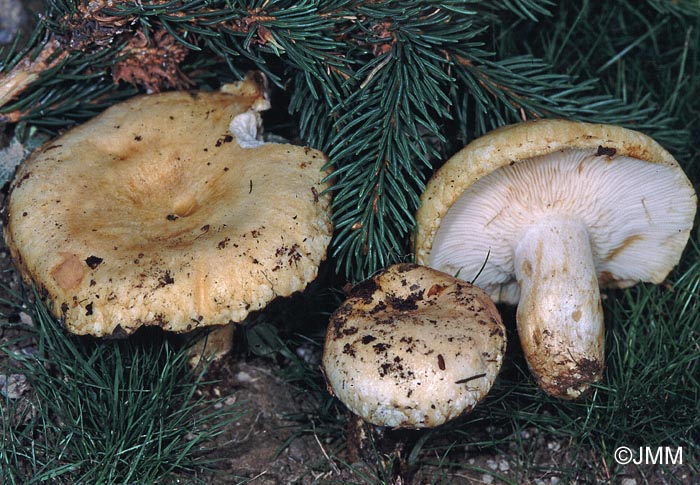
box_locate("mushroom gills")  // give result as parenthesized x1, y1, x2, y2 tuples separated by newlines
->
(514, 215, 603, 399)
(415, 119, 697, 401)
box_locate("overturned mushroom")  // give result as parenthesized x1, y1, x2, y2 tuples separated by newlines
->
(323, 263, 506, 428)
(415, 119, 697, 398)
(3, 73, 333, 361)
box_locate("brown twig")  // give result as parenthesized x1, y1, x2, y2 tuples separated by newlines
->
(112, 29, 193, 92)
(0, 38, 68, 109)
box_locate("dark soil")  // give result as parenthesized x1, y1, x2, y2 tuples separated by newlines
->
(0, 4, 697, 483)
(0, 153, 695, 484)
(0, 184, 697, 484)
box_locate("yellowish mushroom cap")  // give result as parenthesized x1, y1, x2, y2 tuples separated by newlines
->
(415, 119, 696, 301)
(414, 119, 696, 399)
(4, 76, 333, 337)
(323, 263, 505, 428)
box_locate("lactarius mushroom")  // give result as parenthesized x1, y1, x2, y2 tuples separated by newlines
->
(3, 73, 333, 361)
(415, 119, 697, 399)
(323, 263, 505, 428)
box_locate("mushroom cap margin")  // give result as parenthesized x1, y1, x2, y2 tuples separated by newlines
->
(322, 263, 505, 428)
(414, 119, 696, 291)
(4, 83, 333, 336)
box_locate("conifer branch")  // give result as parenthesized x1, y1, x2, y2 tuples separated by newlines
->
(1, 0, 695, 281)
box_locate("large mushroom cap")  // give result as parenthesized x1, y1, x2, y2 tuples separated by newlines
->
(414, 119, 696, 398)
(323, 263, 506, 428)
(416, 119, 696, 296)
(4, 76, 333, 337)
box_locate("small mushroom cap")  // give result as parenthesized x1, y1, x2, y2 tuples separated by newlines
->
(322, 263, 506, 429)
(415, 119, 697, 302)
(4, 76, 333, 336)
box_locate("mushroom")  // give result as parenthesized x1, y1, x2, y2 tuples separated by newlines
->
(3, 73, 333, 361)
(414, 119, 697, 399)
(322, 263, 506, 428)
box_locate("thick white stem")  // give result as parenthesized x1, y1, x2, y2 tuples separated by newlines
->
(514, 216, 604, 399)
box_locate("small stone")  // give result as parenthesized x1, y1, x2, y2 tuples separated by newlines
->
(621, 479, 637, 485)
(20, 346, 38, 357)
(18, 311, 33, 326)
(481, 474, 494, 484)
(0, 373, 29, 399)
(235, 371, 255, 383)
(0, 0, 26, 44)
(295, 343, 320, 365)
(286, 440, 306, 462)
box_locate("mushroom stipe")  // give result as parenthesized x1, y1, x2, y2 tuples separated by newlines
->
(415, 119, 697, 399)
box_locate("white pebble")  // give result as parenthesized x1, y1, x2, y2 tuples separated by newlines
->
(0, 374, 28, 399)
(19, 312, 33, 326)
(235, 371, 255, 383)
